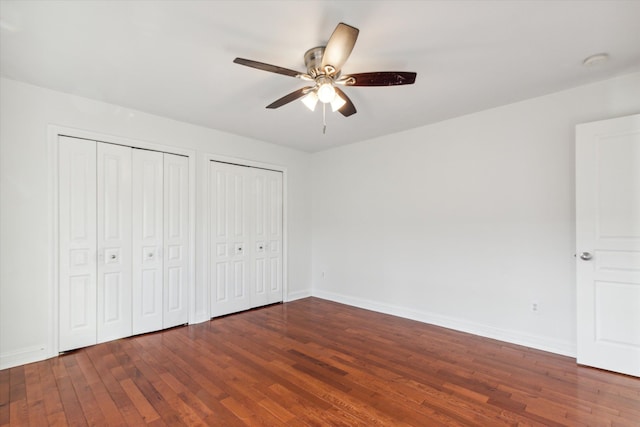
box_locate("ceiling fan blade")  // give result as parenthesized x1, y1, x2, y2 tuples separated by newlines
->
(345, 72, 417, 86)
(321, 23, 359, 74)
(266, 87, 312, 109)
(233, 57, 301, 78)
(334, 87, 357, 117)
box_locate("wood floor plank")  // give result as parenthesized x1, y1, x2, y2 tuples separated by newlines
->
(63, 353, 108, 426)
(75, 349, 129, 426)
(22, 363, 48, 427)
(8, 367, 26, 403)
(38, 360, 66, 424)
(53, 370, 88, 426)
(2, 297, 640, 426)
(9, 399, 29, 427)
(119, 378, 162, 424)
(85, 343, 147, 426)
(0, 368, 10, 426)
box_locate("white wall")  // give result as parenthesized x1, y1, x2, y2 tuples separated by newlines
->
(3, 72, 639, 369)
(311, 72, 640, 356)
(0, 77, 313, 369)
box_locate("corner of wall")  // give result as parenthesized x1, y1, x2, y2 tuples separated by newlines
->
(286, 290, 313, 302)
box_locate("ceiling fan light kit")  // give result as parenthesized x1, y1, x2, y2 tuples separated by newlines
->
(233, 22, 417, 132)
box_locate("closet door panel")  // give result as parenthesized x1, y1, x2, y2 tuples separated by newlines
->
(252, 172, 268, 307)
(210, 162, 251, 317)
(97, 143, 132, 343)
(263, 170, 283, 305)
(132, 149, 164, 334)
(59, 137, 97, 351)
(163, 154, 189, 328)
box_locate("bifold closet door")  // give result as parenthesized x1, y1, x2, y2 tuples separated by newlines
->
(96, 143, 132, 344)
(60, 138, 189, 350)
(60, 139, 132, 350)
(163, 153, 189, 329)
(252, 168, 283, 307)
(132, 149, 164, 335)
(59, 137, 98, 351)
(210, 161, 252, 317)
(132, 151, 189, 333)
(210, 161, 283, 318)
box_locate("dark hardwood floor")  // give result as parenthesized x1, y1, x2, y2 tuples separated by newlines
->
(1, 297, 639, 426)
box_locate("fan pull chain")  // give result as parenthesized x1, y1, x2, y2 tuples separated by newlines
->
(323, 103, 327, 134)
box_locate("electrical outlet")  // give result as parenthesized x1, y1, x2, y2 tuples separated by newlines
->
(531, 301, 539, 313)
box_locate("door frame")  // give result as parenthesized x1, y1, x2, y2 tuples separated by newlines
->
(48, 125, 196, 356)
(202, 153, 288, 319)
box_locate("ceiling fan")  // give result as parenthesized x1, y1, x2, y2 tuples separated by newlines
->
(233, 23, 417, 118)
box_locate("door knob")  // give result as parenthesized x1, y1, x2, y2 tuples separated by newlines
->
(579, 252, 592, 261)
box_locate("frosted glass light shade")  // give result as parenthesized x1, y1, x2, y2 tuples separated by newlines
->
(301, 91, 318, 111)
(317, 83, 336, 103)
(330, 94, 346, 112)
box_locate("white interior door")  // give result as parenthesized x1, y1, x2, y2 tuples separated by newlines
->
(96, 143, 132, 343)
(210, 161, 251, 316)
(163, 153, 189, 328)
(252, 168, 283, 307)
(59, 137, 97, 351)
(576, 113, 640, 377)
(132, 149, 164, 335)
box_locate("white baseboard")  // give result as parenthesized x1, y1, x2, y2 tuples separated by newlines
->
(1, 345, 53, 370)
(286, 289, 312, 302)
(312, 290, 576, 358)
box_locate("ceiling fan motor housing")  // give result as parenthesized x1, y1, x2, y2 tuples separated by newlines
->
(304, 47, 329, 77)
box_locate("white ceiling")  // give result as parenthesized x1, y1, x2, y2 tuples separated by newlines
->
(1, 0, 639, 152)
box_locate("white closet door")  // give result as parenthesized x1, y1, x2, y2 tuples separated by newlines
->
(132, 149, 164, 335)
(163, 153, 189, 328)
(59, 137, 97, 351)
(210, 162, 283, 317)
(210, 161, 251, 317)
(252, 169, 283, 307)
(96, 143, 132, 343)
